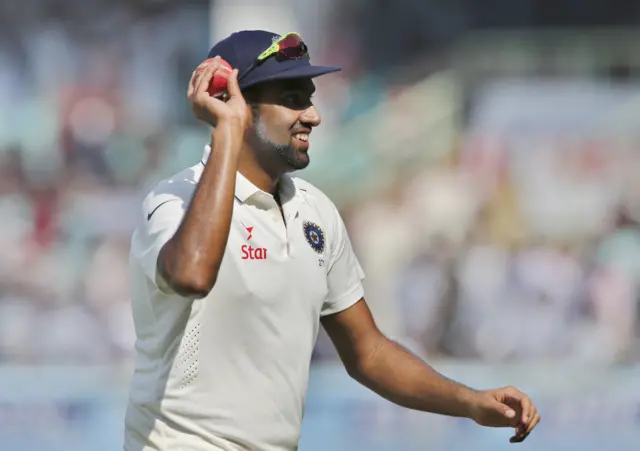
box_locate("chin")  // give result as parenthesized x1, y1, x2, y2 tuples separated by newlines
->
(286, 151, 310, 171)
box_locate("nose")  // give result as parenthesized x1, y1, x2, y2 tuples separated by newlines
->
(300, 106, 321, 127)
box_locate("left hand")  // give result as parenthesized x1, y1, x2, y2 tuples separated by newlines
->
(468, 386, 541, 443)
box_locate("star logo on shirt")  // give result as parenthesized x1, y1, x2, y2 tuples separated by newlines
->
(241, 221, 254, 240)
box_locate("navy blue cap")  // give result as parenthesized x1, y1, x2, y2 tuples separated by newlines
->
(207, 30, 341, 90)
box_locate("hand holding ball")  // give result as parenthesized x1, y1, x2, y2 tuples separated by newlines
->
(189, 57, 248, 129)
(196, 58, 233, 98)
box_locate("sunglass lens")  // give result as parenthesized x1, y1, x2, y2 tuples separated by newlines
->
(278, 34, 307, 59)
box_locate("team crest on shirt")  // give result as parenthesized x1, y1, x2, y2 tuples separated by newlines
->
(303, 221, 325, 254)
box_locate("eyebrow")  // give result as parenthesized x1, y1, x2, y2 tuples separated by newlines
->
(282, 86, 316, 96)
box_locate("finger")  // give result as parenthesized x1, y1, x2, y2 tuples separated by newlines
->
(506, 392, 535, 427)
(502, 389, 529, 415)
(510, 413, 540, 443)
(194, 62, 221, 95)
(492, 401, 518, 427)
(193, 58, 221, 89)
(191, 58, 218, 88)
(513, 395, 531, 424)
(187, 68, 201, 97)
(189, 69, 209, 98)
(502, 386, 525, 401)
(524, 404, 537, 429)
(195, 56, 221, 73)
(188, 63, 208, 97)
(525, 412, 541, 435)
(226, 69, 242, 98)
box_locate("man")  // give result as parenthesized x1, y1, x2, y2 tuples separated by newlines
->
(124, 30, 540, 451)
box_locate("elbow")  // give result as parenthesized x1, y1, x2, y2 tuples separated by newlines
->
(345, 339, 386, 383)
(343, 353, 371, 383)
(346, 365, 363, 383)
(158, 249, 218, 298)
(346, 360, 369, 384)
(168, 272, 217, 299)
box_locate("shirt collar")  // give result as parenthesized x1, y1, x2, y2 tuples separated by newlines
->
(201, 145, 298, 206)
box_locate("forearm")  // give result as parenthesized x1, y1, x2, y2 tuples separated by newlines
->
(352, 339, 476, 417)
(160, 124, 242, 296)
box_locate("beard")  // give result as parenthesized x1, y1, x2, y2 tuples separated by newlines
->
(254, 115, 310, 171)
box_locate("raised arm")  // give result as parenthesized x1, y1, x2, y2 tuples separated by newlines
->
(158, 58, 248, 298)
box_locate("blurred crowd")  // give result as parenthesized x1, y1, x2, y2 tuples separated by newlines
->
(335, 147, 640, 365)
(1, 0, 639, 366)
(0, 0, 213, 363)
(321, 73, 640, 365)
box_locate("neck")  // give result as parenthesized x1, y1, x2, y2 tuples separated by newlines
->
(237, 145, 281, 195)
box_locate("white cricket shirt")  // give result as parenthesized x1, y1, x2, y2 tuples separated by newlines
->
(124, 145, 365, 451)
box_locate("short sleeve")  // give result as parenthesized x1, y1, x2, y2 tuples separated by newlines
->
(320, 207, 366, 316)
(130, 194, 186, 294)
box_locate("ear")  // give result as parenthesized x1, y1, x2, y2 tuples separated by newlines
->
(246, 102, 260, 124)
(241, 85, 262, 103)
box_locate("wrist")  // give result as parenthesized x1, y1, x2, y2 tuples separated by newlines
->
(211, 123, 243, 146)
(458, 387, 481, 419)
(215, 116, 245, 135)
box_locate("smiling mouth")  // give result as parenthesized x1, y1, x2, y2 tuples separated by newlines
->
(292, 133, 309, 142)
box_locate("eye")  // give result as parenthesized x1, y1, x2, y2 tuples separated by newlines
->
(283, 92, 302, 102)
(282, 92, 314, 109)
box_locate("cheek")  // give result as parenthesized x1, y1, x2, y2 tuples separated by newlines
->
(255, 120, 281, 145)
(257, 107, 298, 141)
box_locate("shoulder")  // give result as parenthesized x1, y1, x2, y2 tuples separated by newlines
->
(142, 164, 201, 212)
(291, 176, 339, 216)
(291, 176, 348, 248)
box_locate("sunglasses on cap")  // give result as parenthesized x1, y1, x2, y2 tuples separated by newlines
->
(238, 32, 310, 82)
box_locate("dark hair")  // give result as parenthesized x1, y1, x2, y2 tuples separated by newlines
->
(241, 84, 263, 103)
(238, 84, 262, 121)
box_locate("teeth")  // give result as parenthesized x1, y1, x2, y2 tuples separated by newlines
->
(294, 133, 309, 142)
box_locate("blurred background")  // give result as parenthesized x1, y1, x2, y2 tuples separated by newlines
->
(1, 0, 639, 450)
